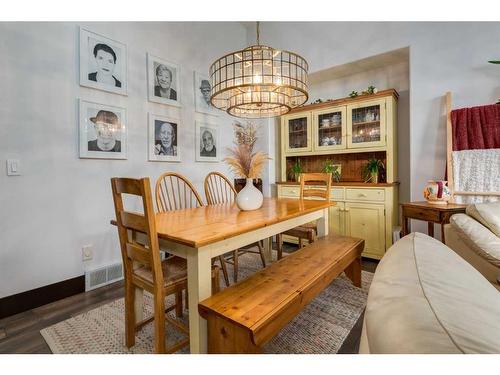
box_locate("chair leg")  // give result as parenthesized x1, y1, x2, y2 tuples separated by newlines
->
(124, 280, 136, 348)
(218, 255, 230, 287)
(184, 290, 189, 311)
(257, 241, 266, 268)
(233, 250, 239, 283)
(298, 237, 303, 248)
(212, 266, 220, 294)
(153, 291, 166, 354)
(277, 234, 283, 260)
(175, 290, 183, 318)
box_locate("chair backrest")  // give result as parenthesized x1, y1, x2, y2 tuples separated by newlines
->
(204, 171, 237, 205)
(111, 177, 163, 287)
(155, 172, 203, 212)
(299, 173, 332, 201)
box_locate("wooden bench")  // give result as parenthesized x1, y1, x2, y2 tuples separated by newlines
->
(198, 234, 364, 353)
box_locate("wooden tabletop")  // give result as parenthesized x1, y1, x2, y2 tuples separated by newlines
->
(401, 201, 467, 210)
(112, 198, 334, 248)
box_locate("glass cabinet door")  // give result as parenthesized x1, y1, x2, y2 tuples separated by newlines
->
(347, 99, 386, 148)
(313, 106, 347, 151)
(283, 112, 312, 153)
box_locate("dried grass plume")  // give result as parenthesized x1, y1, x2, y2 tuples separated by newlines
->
(224, 121, 271, 179)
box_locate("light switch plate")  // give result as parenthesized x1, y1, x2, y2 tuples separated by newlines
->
(6, 159, 21, 176)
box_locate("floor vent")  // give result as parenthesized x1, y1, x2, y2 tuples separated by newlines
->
(85, 263, 123, 291)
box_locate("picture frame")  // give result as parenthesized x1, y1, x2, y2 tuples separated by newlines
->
(79, 28, 127, 96)
(148, 113, 181, 162)
(195, 122, 219, 162)
(194, 71, 218, 116)
(147, 53, 181, 107)
(79, 100, 127, 160)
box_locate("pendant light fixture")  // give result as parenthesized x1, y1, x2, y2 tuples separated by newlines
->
(209, 22, 309, 118)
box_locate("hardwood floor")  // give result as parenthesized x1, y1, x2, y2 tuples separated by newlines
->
(0, 244, 378, 354)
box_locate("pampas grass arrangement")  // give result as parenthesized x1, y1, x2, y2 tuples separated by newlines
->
(224, 121, 270, 179)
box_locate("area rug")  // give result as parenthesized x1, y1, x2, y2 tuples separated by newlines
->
(40, 253, 373, 354)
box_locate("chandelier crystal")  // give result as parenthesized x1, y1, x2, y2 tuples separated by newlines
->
(209, 22, 309, 118)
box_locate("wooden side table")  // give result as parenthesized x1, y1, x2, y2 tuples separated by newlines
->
(401, 201, 467, 243)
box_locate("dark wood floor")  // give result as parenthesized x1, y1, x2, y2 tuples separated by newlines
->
(0, 247, 378, 354)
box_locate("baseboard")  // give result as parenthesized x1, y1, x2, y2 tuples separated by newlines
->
(0, 275, 85, 319)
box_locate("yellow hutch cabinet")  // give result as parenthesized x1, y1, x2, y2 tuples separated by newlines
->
(277, 89, 399, 260)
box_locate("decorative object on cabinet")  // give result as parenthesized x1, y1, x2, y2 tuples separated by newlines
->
(363, 159, 385, 184)
(209, 22, 308, 118)
(349, 91, 359, 98)
(362, 85, 378, 95)
(423, 180, 452, 205)
(278, 89, 399, 260)
(323, 160, 341, 183)
(290, 159, 303, 182)
(224, 122, 270, 210)
(79, 28, 127, 96)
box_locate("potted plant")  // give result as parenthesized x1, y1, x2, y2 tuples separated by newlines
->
(363, 159, 385, 184)
(290, 159, 303, 183)
(224, 122, 270, 211)
(323, 160, 341, 182)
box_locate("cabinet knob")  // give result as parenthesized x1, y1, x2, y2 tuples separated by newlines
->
(359, 193, 368, 197)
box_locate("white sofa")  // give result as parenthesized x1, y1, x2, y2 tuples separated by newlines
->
(444, 201, 500, 289)
(359, 232, 500, 354)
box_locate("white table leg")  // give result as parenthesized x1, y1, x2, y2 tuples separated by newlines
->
(316, 207, 329, 238)
(262, 237, 273, 263)
(186, 248, 212, 354)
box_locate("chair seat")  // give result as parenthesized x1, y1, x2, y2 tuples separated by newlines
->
(135, 256, 187, 287)
(284, 223, 317, 239)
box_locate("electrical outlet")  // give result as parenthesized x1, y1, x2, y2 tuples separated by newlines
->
(82, 245, 93, 261)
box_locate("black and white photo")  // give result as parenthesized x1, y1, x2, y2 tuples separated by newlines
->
(195, 122, 219, 162)
(194, 71, 217, 115)
(79, 100, 127, 159)
(79, 28, 127, 95)
(148, 114, 181, 162)
(147, 53, 181, 107)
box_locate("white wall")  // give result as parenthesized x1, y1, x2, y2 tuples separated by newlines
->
(0, 22, 252, 298)
(254, 21, 500, 230)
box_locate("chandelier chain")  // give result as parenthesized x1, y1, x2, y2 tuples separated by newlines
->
(256, 21, 260, 45)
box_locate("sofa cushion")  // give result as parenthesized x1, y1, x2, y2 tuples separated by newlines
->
(466, 201, 500, 237)
(450, 213, 500, 267)
(363, 232, 500, 354)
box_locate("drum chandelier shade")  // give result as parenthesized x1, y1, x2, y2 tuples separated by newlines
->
(209, 23, 309, 118)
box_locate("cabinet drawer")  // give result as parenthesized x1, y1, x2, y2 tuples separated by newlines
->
(403, 206, 440, 222)
(280, 186, 300, 197)
(346, 188, 385, 202)
(331, 187, 344, 200)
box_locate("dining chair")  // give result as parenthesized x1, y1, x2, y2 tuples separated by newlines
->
(155, 172, 230, 287)
(111, 177, 220, 354)
(204, 171, 267, 283)
(276, 172, 332, 259)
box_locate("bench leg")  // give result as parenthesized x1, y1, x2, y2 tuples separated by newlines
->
(207, 315, 260, 354)
(345, 257, 362, 288)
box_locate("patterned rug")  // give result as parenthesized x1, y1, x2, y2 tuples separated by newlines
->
(41, 253, 373, 354)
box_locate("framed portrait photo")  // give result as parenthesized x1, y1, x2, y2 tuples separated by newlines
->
(79, 100, 127, 160)
(79, 28, 127, 96)
(194, 71, 218, 116)
(147, 53, 181, 107)
(195, 122, 219, 162)
(148, 114, 181, 162)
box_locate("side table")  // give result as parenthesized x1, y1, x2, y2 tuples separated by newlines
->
(401, 201, 467, 243)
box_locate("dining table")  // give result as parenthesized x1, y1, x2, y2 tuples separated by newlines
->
(113, 197, 334, 353)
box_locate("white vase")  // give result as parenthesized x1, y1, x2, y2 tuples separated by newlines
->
(236, 178, 263, 211)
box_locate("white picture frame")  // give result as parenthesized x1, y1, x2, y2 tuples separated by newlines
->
(148, 113, 181, 162)
(194, 71, 218, 116)
(79, 28, 127, 96)
(147, 53, 181, 107)
(79, 100, 127, 160)
(195, 122, 219, 162)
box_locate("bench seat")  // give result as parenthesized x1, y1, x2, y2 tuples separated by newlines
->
(198, 234, 364, 353)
